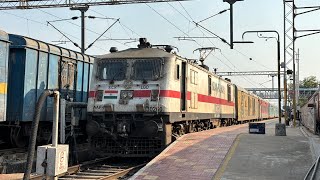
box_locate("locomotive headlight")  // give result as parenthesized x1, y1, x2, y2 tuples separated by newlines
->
(120, 90, 134, 99)
(121, 91, 127, 99)
(127, 91, 133, 98)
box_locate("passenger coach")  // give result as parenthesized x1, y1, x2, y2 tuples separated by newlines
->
(0, 32, 94, 147)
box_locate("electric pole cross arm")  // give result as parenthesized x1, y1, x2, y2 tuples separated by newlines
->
(0, 0, 189, 10)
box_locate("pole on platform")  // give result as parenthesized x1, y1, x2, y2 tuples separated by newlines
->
(242, 30, 281, 124)
(277, 39, 281, 124)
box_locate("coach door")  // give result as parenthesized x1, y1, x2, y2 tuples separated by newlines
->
(181, 62, 187, 111)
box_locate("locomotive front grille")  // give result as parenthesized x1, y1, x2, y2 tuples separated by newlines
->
(91, 137, 163, 157)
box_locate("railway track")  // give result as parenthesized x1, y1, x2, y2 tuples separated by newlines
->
(0, 147, 26, 155)
(31, 157, 148, 180)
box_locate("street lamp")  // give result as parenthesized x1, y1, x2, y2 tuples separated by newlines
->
(242, 30, 282, 125)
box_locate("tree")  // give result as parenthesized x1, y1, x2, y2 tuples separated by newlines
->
(299, 76, 318, 106)
(288, 76, 319, 107)
(299, 76, 318, 88)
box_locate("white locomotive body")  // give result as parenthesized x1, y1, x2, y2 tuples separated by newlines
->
(86, 39, 271, 157)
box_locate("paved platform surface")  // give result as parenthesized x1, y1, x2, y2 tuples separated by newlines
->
(219, 121, 313, 180)
(131, 119, 315, 180)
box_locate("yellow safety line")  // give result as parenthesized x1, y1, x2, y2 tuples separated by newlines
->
(0, 83, 7, 94)
(213, 133, 243, 180)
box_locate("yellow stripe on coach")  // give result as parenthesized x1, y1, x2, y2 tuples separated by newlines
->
(0, 83, 7, 94)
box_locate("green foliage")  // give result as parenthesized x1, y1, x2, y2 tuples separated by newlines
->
(287, 76, 318, 107)
(299, 76, 318, 88)
(298, 99, 307, 107)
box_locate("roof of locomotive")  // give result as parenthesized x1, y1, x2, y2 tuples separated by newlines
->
(96, 47, 176, 59)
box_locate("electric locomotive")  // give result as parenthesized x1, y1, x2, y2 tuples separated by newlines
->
(86, 38, 238, 157)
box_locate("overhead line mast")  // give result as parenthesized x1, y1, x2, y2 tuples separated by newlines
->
(0, 0, 189, 10)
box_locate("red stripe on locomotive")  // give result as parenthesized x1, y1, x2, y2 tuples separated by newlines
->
(105, 90, 118, 93)
(198, 94, 234, 106)
(89, 91, 96, 98)
(132, 90, 234, 106)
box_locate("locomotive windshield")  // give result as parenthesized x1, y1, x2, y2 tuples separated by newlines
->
(97, 60, 127, 80)
(132, 59, 162, 80)
(97, 59, 163, 81)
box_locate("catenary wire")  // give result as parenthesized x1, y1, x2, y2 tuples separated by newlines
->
(89, 8, 143, 38)
(170, 2, 265, 88)
(37, 9, 131, 48)
(0, 11, 109, 52)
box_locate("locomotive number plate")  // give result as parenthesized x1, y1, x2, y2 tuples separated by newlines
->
(108, 85, 117, 89)
(140, 85, 149, 89)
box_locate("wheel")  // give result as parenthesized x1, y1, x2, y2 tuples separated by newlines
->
(188, 123, 195, 133)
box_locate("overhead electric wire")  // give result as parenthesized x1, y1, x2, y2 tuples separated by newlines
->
(177, 3, 271, 87)
(119, 22, 133, 38)
(219, 51, 267, 87)
(233, 48, 273, 70)
(37, 9, 131, 48)
(145, 3, 199, 42)
(0, 10, 109, 52)
(2, 11, 45, 26)
(0, 11, 83, 44)
(90, 9, 143, 38)
(47, 21, 80, 49)
(171, 2, 266, 88)
(171, 4, 257, 87)
(86, 19, 119, 50)
(178, 3, 272, 72)
(178, 1, 195, 21)
(197, 9, 229, 24)
(146, 3, 240, 77)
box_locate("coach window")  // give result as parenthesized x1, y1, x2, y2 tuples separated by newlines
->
(176, 64, 180, 80)
(227, 85, 231, 102)
(208, 76, 212, 95)
(190, 70, 198, 85)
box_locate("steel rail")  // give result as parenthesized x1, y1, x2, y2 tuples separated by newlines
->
(30, 156, 111, 180)
(31, 157, 146, 180)
(98, 163, 146, 180)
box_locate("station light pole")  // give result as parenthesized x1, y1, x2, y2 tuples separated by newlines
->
(242, 30, 282, 124)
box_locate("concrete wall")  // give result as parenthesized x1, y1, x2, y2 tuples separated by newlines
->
(301, 97, 316, 134)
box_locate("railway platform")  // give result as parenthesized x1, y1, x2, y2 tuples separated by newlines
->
(131, 118, 316, 180)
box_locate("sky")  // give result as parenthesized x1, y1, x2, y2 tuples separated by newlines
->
(0, 0, 319, 93)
